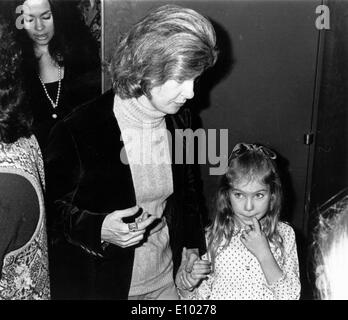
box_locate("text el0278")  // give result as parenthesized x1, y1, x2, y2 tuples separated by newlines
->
(175, 304, 217, 315)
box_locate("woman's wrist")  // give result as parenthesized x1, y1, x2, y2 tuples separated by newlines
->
(176, 271, 195, 292)
(176, 283, 194, 292)
(176, 283, 195, 299)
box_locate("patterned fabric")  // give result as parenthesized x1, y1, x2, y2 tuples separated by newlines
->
(181, 222, 300, 300)
(0, 135, 50, 300)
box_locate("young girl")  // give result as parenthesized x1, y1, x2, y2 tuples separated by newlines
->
(176, 143, 301, 300)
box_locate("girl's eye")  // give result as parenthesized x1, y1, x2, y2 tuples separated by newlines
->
(42, 14, 52, 20)
(233, 192, 243, 199)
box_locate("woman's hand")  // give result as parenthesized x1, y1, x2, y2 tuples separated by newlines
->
(101, 206, 157, 248)
(175, 247, 211, 292)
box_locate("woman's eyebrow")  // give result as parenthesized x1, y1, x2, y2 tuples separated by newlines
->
(26, 10, 51, 17)
(40, 10, 52, 16)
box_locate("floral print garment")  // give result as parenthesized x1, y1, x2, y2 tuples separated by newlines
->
(0, 136, 50, 300)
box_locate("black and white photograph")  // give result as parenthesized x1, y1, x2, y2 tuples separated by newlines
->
(0, 0, 347, 309)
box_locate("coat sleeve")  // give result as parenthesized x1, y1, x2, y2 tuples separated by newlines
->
(44, 121, 106, 257)
(180, 108, 206, 253)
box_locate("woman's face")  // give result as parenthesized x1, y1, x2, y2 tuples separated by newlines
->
(147, 79, 195, 114)
(23, 0, 54, 48)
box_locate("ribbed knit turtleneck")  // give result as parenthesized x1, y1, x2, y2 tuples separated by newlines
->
(114, 95, 165, 129)
(113, 94, 175, 297)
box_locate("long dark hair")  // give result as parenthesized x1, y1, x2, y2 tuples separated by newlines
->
(0, 16, 32, 143)
(12, 0, 64, 74)
(10, 0, 100, 77)
(206, 143, 284, 269)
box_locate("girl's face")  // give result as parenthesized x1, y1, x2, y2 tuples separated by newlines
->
(23, 0, 54, 48)
(147, 79, 195, 114)
(230, 177, 273, 227)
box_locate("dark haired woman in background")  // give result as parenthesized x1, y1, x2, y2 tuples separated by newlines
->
(11, 0, 101, 149)
(0, 16, 50, 300)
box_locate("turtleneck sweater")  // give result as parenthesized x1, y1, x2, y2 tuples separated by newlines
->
(113, 95, 175, 297)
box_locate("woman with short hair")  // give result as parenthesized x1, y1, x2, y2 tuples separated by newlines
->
(45, 4, 218, 299)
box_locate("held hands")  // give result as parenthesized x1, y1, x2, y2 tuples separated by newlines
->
(175, 247, 211, 292)
(101, 205, 157, 248)
(240, 217, 272, 262)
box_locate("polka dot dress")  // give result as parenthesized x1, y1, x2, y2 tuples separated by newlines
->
(183, 222, 301, 300)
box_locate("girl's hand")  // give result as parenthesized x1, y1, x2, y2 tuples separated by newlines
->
(240, 217, 283, 285)
(190, 258, 211, 280)
(240, 217, 272, 261)
(175, 248, 211, 291)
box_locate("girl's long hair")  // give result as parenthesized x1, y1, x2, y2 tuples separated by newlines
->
(206, 144, 284, 269)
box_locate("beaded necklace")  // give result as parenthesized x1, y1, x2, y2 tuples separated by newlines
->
(38, 65, 62, 109)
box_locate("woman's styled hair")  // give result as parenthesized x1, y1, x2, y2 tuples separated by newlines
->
(314, 190, 348, 300)
(206, 143, 284, 268)
(0, 16, 32, 143)
(110, 4, 218, 99)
